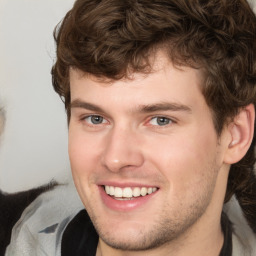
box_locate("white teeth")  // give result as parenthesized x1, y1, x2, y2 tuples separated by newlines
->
(104, 185, 158, 198)
(114, 187, 123, 197)
(147, 187, 153, 194)
(105, 186, 110, 194)
(109, 186, 115, 196)
(123, 187, 133, 197)
(140, 187, 147, 196)
(133, 187, 141, 197)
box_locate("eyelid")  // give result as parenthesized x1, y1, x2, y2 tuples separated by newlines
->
(81, 114, 109, 125)
(146, 116, 176, 126)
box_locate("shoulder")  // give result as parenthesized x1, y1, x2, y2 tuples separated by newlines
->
(5, 182, 84, 256)
(0, 182, 56, 255)
(224, 197, 256, 256)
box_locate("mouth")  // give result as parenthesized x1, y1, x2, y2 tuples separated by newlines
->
(103, 185, 158, 200)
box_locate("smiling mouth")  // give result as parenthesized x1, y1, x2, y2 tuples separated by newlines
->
(103, 185, 158, 200)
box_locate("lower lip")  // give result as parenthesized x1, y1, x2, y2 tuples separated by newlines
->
(99, 186, 158, 212)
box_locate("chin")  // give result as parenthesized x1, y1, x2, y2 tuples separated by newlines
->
(94, 216, 183, 252)
(99, 227, 176, 252)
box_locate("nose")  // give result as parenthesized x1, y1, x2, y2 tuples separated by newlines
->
(101, 127, 144, 173)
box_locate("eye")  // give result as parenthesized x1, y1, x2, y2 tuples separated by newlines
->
(149, 116, 173, 126)
(83, 115, 108, 125)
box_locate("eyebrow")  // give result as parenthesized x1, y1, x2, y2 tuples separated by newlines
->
(138, 103, 192, 113)
(70, 99, 192, 114)
(70, 99, 104, 112)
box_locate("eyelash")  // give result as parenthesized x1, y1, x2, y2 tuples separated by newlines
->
(80, 114, 176, 129)
(81, 115, 108, 126)
(147, 116, 174, 127)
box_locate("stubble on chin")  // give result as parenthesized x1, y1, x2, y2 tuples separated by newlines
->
(90, 191, 215, 252)
(87, 159, 220, 252)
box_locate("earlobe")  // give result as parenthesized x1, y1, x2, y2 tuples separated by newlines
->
(224, 104, 255, 164)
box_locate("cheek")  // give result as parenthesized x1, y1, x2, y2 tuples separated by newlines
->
(68, 130, 101, 178)
(68, 130, 104, 204)
(146, 127, 218, 191)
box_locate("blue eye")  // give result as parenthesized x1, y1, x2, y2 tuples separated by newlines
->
(149, 117, 172, 126)
(84, 115, 107, 125)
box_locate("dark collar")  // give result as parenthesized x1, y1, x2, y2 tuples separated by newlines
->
(220, 212, 233, 256)
(61, 210, 98, 256)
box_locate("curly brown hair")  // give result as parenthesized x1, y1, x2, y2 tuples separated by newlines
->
(51, 0, 256, 232)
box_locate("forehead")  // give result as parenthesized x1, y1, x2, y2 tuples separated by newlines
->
(69, 52, 205, 109)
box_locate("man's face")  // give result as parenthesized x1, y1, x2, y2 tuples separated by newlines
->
(68, 54, 229, 251)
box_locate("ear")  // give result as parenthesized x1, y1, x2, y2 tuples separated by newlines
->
(224, 104, 255, 164)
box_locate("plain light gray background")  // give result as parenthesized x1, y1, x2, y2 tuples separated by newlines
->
(0, 0, 255, 193)
(0, 0, 75, 192)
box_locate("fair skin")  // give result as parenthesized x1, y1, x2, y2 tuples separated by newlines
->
(68, 52, 254, 256)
